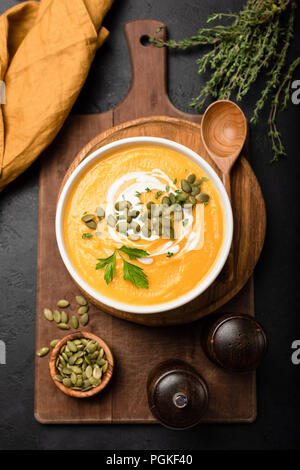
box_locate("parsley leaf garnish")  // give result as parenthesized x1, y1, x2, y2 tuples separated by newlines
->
(121, 257, 149, 289)
(155, 190, 162, 199)
(135, 191, 141, 198)
(96, 246, 150, 288)
(166, 252, 174, 258)
(145, 187, 151, 192)
(119, 245, 149, 260)
(96, 252, 116, 284)
(165, 185, 170, 192)
(173, 178, 177, 184)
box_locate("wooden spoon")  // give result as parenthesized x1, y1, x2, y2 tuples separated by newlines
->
(201, 100, 247, 281)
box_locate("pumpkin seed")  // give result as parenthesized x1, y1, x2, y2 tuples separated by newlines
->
(86, 220, 97, 230)
(53, 310, 61, 323)
(50, 339, 59, 348)
(78, 305, 88, 315)
(93, 366, 102, 380)
(128, 209, 140, 219)
(61, 311, 68, 324)
(37, 347, 49, 357)
(187, 173, 196, 184)
(57, 323, 70, 330)
(96, 207, 105, 218)
(193, 179, 202, 186)
(107, 214, 116, 227)
(57, 299, 69, 308)
(71, 316, 79, 329)
(116, 221, 128, 233)
(169, 193, 176, 204)
(85, 365, 93, 378)
(43, 308, 53, 322)
(67, 341, 77, 353)
(189, 195, 196, 204)
(177, 192, 189, 202)
(76, 295, 87, 306)
(130, 221, 141, 233)
(88, 377, 99, 386)
(115, 200, 132, 211)
(191, 186, 200, 196)
(181, 179, 192, 193)
(62, 378, 72, 388)
(161, 196, 170, 206)
(196, 193, 210, 203)
(81, 214, 94, 223)
(128, 234, 141, 241)
(54, 375, 63, 383)
(142, 224, 151, 238)
(71, 372, 77, 385)
(102, 361, 108, 373)
(80, 313, 89, 326)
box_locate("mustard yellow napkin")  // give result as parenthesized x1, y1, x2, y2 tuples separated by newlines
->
(0, 0, 113, 192)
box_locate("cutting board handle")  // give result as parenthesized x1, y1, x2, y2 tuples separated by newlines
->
(114, 20, 174, 121)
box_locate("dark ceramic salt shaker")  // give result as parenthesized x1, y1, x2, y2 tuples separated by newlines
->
(147, 359, 208, 429)
(202, 313, 267, 373)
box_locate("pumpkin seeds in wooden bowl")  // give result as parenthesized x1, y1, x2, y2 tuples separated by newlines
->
(49, 331, 114, 398)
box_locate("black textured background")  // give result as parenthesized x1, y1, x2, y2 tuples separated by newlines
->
(0, 0, 299, 450)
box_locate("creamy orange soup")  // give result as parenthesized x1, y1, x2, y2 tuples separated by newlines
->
(63, 145, 224, 306)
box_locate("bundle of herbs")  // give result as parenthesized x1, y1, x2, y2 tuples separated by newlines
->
(151, 0, 299, 162)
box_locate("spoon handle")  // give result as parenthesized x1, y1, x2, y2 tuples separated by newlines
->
(220, 172, 234, 282)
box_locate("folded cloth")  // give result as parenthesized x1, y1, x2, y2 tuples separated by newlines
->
(0, 0, 113, 191)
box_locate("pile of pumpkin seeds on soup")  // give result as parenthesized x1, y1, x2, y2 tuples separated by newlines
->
(80, 173, 210, 241)
(54, 338, 108, 391)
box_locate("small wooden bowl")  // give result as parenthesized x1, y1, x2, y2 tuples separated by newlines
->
(49, 331, 114, 398)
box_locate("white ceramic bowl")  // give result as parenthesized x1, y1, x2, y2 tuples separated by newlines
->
(56, 137, 233, 314)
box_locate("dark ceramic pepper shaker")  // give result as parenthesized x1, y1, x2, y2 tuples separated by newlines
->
(147, 359, 208, 429)
(202, 313, 267, 373)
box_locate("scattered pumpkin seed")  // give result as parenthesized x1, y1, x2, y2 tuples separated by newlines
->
(57, 323, 70, 330)
(61, 311, 68, 324)
(115, 200, 132, 211)
(96, 207, 105, 218)
(128, 234, 141, 241)
(76, 295, 87, 306)
(196, 193, 210, 203)
(80, 313, 89, 326)
(71, 316, 79, 329)
(187, 173, 196, 184)
(78, 305, 89, 315)
(53, 310, 61, 323)
(50, 339, 59, 348)
(57, 299, 69, 308)
(107, 214, 117, 227)
(43, 308, 53, 322)
(181, 179, 192, 193)
(86, 220, 97, 230)
(81, 214, 94, 223)
(37, 347, 49, 357)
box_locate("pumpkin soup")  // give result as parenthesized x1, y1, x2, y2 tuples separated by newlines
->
(63, 145, 224, 306)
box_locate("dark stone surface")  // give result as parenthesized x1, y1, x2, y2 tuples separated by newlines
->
(0, 0, 299, 450)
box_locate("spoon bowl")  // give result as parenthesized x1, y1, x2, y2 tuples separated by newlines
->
(201, 100, 247, 163)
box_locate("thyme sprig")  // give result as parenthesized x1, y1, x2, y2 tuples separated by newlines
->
(150, 0, 299, 162)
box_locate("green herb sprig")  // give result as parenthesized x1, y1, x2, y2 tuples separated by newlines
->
(151, 0, 299, 162)
(96, 246, 149, 289)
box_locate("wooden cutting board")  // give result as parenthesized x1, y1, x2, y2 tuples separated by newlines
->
(34, 20, 265, 424)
